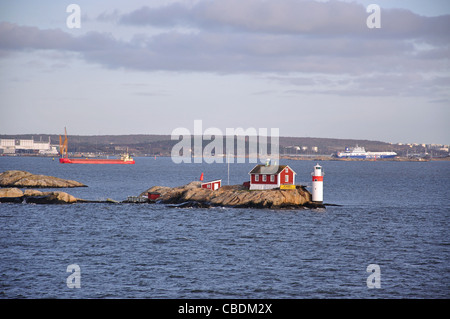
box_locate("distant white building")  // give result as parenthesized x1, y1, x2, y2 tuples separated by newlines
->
(0, 137, 58, 155)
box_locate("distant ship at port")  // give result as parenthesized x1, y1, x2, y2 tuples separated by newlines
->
(58, 128, 135, 164)
(334, 146, 397, 159)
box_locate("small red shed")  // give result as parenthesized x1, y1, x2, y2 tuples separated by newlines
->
(201, 179, 222, 191)
(248, 164, 296, 190)
(148, 192, 161, 201)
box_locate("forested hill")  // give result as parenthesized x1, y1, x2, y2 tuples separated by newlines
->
(1, 133, 419, 156)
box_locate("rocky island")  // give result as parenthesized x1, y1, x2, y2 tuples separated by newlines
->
(140, 182, 324, 209)
(0, 188, 79, 204)
(0, 170, 85, 204)
(0, 170, 324, 209)
(0, 170, 86, 188)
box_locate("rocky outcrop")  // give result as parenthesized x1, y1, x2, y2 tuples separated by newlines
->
(0, 187, 78, 204)
(0, 170, 87, 188)
(0, 170, 85, 204)
(25, 191, 78, 204)
(141, 182, 322, 209)
(0, 187, 24, 198)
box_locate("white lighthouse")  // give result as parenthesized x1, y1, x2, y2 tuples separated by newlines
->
(311, 163, 324, 203)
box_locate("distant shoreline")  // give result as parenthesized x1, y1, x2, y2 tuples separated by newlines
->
(1, 154, 449, 162)
(279, 155, 450, 162)
(1, 134, 448, 159)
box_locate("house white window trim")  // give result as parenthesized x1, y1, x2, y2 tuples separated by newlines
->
(270, 175, 275, 182)
(262, 175, 267, 182)
(255, 174, 259, 182)
(285, 175, 289, 183)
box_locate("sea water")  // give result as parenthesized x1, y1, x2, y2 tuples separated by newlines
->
(0, 157, 449, 298)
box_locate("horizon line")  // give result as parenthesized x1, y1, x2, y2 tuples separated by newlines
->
(0, 132, 446, 146)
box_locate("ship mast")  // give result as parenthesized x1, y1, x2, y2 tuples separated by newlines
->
(59, 127, 68, 158)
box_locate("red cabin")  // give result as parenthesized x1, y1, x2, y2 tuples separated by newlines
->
(201, 179, 222, 191)
(148, 192, 161, 201)
(248, 164, 296, 190)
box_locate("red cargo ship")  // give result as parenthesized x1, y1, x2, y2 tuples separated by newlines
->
(59, 154, 135, 164)
(59, 128, 135, 164)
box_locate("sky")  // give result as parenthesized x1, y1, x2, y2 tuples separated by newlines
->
(0, 0, 449, 144)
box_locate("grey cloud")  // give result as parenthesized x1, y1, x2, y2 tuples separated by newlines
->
(120, 3, 192, 27)
(119, 0, 450, 42)
(0, 21, 445, 76)
(97, 9, 121, 23)
(274, 73, 450, 98)
(119, 0, 368, 34)
(0, 21, 445, 75)
(0, 22, 117, 52)
(0, 22, 74, 51)
(119, 1, 368, 34)
(77, 31, 419, 74)
(1, 0, 448, 99)
(429, 99, 449, 104)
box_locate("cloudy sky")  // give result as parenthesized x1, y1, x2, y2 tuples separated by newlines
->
(0, 0, 449, 144)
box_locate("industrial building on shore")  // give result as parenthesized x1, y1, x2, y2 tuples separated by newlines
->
(0, 137, 58, 155)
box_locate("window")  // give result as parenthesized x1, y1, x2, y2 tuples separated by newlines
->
(285, 175, 289, 183)
(270, 175, 275, 182)
(285, 168, 289, 173)
(262, 175, 267, 182)
(255, 174, 259, 182)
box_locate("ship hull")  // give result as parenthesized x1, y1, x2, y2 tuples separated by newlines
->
(336, 154, 397, 159)
(367, 154, 397, 159)
(335, 146, 397, 159)
(59, 158, 135, 164)
(336, 155, 366, 159)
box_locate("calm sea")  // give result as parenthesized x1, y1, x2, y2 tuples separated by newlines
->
(0, 157, 449, 299)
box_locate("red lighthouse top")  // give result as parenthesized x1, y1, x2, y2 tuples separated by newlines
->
(312, 163, 324, 181)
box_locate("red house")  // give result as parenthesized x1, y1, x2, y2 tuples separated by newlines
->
(248, 164, 296, 190)
(201, 179, 222, 191)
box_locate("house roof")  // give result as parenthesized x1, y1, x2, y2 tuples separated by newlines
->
(201, 179, 222, 184)
(248, 164, 296, 175)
